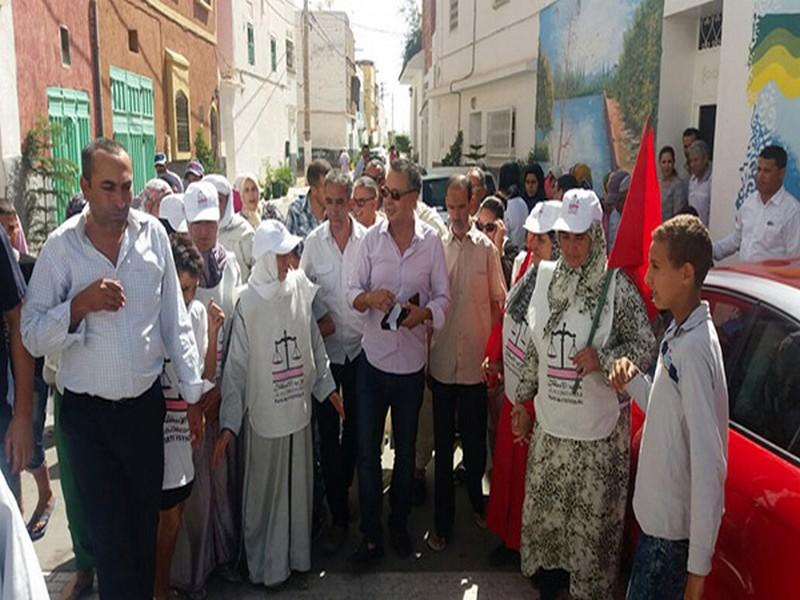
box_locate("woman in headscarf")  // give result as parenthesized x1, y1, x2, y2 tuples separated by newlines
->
(497, 161, 529, 249)
(521, 163, 546, 211)
(137, 178, 173, 215)
(171, 181, 242, 599)
(205, 174, 255, 282)
(214, 220, 343, 588)
(483, 200, 561, 565)
(235, 173, 282, 229)
(517, 190, 656, 600)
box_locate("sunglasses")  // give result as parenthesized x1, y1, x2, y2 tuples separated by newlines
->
(475, 222, 497, 233)
(352, 194, 377, 208)
(380, 186, 417, 201)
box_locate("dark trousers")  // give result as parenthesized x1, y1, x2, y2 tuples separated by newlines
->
(316, 357, 359, 527)
(431, 380, 488, 538)
(626, 533, 689, 600)
(61, 381, 165, 600)
(356, 353, 424, 545)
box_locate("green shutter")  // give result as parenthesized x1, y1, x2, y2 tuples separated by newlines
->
(47, 87, 91, 223)
(271, 37, 277, 72)
(110, 66, 155, 195)
(247, 24, 255, 65)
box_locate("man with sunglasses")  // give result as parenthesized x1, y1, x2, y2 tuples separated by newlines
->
(348, 159, 450, 562)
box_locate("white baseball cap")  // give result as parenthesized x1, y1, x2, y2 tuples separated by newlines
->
(552, 189, 603, 233)
(253, 219, 302, 259)
(183, 181, 220, 223)
(524, 200, 562, 234)
(158, 193, 188, 234)
(203, 174, 232, 199)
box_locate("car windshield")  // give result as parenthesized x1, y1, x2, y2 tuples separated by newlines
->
(422, 178, 449, 210)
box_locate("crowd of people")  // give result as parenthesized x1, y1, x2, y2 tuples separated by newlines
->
(0, 132, 797, 600)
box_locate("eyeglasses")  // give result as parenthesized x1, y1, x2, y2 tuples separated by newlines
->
(475, 222, 497, 233)
(380, 186, 417, 201)
(352, 194, 377, 208)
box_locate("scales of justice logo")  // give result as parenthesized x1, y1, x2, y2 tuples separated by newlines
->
(505, 320, 529, 362)
(547, 323, 578, 381)
(272, 329, 304, 383)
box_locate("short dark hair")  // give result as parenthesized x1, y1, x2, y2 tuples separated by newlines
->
(653, 214, 712, 288)
(306, 159, 332, 187)
(81, 137, 129, 181)
(479, 196, 505, 220)
(171, 235, 204, 278)
(682, 127, 701, 140)
(0, 199, 16, 216)
(498, 161, 521, 194)
(324, 169, 353, 198)
(390, 158, 422, 193)
(556, 174, 579, 194)
(445, 174, 472, 201)
(659, 145, 676, 160)
(759, 144, 788, 169)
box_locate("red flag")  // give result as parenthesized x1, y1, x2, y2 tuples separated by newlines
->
(608, 117, 661, 319)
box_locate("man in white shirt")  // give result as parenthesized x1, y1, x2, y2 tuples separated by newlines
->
(687, 140, 713, 226)
(339, 148, 351, 174)
(21, 138, 203, 599)
(300, 170, 366, 554)
(713, 145, 800, 262)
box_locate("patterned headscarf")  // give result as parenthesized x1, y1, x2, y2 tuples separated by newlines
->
(542, 220, 608, 338)
(506, 233, 560, 323)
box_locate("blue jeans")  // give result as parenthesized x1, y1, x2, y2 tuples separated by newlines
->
(356, 353, 424, 546)
(626, 532, 689, 600)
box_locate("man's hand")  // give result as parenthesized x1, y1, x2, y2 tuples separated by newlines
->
(510, 403, 532, 444)
(684, 573, 705, 600)
(328, 392, 345, 419)
(492, 221, 506, 255)
(608, 357, 639, 393)
(367, 289, 396, 313)
(400, 304, 432, 329)
(207, 300, 225, 335)
(481, 357, 502, 382)
(572, 347, 601, 377)
(4, 414, 33, 474)
(187, 403, 205, 449)
(212, 429, 234, 469)
(70, 278, 125, 329)
(200, 386, 222, 424)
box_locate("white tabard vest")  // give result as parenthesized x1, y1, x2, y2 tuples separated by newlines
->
(236, 278, 319, 439)
(529, 261, 620, 440)
(502, 313, 532, 403)
(195, 252, 241, 378)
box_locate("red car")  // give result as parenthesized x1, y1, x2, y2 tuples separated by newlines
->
(630, 258, 800, 599)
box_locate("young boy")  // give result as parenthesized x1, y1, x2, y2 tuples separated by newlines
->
(609, 214, 728, 600)
(155, 236, 223, 600)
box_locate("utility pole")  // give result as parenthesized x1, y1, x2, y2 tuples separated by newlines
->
(303, 0, 312, 171)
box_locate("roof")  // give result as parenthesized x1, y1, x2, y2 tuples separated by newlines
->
(714, 257, 800, 290)
(399, 50, 424, 84)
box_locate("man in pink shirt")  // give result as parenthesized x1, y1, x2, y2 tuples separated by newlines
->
(347, 159, 450, 562)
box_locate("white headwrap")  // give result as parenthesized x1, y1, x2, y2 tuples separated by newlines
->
(248, 252, 298, 301)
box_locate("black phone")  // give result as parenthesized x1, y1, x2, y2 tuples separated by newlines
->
(381, 293, 420, 330)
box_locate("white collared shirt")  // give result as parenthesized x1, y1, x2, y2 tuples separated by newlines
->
(713, 186, 800, 262)
(688, 165, 713, 226)
(21, 209, 203, 402)
(301, 217, 367, 364)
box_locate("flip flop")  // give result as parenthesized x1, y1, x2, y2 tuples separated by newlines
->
(27, 497, 56, 542)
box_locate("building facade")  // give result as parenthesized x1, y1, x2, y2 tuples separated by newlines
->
(218, 0, 298, 180)
(0, 0, 21, 197)
(399, 50, 425, 164)
(296, 10, 358, 161)
(357, 59, 381, 147)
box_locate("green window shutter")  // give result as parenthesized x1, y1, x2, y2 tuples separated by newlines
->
(247, 24, 255, 65)
(110, 66, 155, 195)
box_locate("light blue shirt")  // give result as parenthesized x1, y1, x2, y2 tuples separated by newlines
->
(21, 209, 202, 402)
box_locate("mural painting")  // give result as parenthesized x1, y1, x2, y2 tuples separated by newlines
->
(534, 0, 664, 193)
(738, 0, 800, 207)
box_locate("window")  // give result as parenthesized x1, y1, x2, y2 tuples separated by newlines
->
(449, 0, 458, 30)
(270, 36, 278, 72)
(110, 66, 155, 193)
(469, 112, 482, 146)
(704, 290, 757, 375)
(247, 23, 255, 65)
(175, 92, 190, 154)
(727, 305, 800, 457)
(286, 39, 295, 72)
(486, 108, 516, 156)
(128, 29, 139, 53)
(60, 26, 71, 66)
(698, 12, 722, 50)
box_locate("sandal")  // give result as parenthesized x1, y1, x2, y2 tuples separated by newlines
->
(425, 531, 448, 552)
(27, 497, 56, 542)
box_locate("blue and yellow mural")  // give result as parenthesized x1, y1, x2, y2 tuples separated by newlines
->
(738, 0, 800, 206)
(534, 0, 664, 192)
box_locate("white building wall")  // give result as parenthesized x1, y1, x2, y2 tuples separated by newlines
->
(218, 0, 298, 181)
(0, 2, 21, 195)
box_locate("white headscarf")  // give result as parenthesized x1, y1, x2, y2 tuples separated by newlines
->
(249, 252, 297, 301)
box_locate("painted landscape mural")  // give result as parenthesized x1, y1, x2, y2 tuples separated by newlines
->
(534, 0, 664, 193)
(737, 0, 800, 207)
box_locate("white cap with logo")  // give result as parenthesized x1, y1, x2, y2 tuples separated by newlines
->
(203, 174, 232, 199)
(524, 200, 562, 234)
(552, 189, 603, 233)
(184, 182, 220, 223)
(253, 219, 302, 260)
(158, 193, 188, 233)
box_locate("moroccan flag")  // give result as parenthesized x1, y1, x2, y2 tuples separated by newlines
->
(608, 118, 661, 319)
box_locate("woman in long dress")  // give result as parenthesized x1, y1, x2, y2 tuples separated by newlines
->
(516, 190, 656, 600)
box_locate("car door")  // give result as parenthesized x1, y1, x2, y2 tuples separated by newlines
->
(702, 292, 800, 600)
